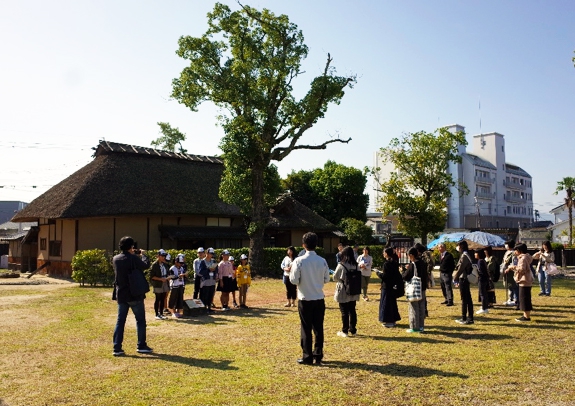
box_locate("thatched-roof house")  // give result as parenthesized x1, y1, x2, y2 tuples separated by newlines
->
(12, 141, 341, 276)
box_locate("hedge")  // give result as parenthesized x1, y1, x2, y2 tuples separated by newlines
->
(69, 247, 330, 286)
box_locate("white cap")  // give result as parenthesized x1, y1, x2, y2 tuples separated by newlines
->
(240, 254, 248, 260)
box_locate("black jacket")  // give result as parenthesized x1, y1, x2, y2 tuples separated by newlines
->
(439, 251, 455, 274)
(113, 252, 150, 303)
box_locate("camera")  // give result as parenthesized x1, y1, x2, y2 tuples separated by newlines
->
(133, 242, 142, 255)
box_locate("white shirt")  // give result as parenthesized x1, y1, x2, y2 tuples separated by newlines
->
(289, 250, 330, 301)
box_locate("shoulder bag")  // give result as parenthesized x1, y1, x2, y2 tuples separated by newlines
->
(405, 262, 422, 302)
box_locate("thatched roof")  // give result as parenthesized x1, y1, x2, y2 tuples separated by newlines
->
(12, 141, 241, 222)
(12, 142, 340, 234)
(268, 193, 339, 232)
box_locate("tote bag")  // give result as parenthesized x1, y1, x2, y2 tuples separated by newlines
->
(405, 262, 422, 302)
(546, 263, 560, 276)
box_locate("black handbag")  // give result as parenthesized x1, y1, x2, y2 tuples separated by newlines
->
(128, 258, 150, 296)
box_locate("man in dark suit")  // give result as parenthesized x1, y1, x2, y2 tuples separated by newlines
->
(438, 243, 455, 306)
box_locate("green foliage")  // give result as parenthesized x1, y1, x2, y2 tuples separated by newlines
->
(551, 242, 565, 251)
(338, 217, 373, 245)
(430, 241, 460, 263)
(555, 176, 575, 247)
(151, 122, 188, 153)
(170, 3, 355, 274)
(374, 127, 468, 244)
(71, 249, 114, 286)
(283, 160, 369, 224)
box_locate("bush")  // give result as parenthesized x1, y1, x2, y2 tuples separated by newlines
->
(71, 249, 114, 286)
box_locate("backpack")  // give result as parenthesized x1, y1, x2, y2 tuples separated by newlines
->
(463, 253, 479, 284)
(341, 264, 362, 296)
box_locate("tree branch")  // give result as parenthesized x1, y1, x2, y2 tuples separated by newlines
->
(272, 137, 351, 161)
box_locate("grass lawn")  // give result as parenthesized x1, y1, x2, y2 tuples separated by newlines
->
(1, 274, 574, 406)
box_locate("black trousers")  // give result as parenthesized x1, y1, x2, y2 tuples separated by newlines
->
(298, 299, 325, 362)
(478, 281, 489, 310)
(338, 301, 357, 334)
(193, 275, 202, 299)
(440, 272, 454, 303)
(459, 279, 473, 320)
(284, 275, 297, 300)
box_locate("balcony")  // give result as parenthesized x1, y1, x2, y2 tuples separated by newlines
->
(504, 195, 523, 204)
(475, 176, 495, 185)
(503, 179, 527, 190)
(475, 191, 495, 199)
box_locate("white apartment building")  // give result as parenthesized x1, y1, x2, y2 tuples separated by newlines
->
(373, 124, 533, 230)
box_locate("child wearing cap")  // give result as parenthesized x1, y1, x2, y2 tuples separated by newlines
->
(217, 250, 235, 310)
(150, 249, 170, 320)
(229, 256, 240, 308)
(193, 248, 206, 299)
(236, 254, 251, 309)
(168, 256, 188, 318)
(199, 248, 218, 312)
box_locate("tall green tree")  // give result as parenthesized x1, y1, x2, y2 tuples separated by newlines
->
(555, 177, 575, 247)
(151, 122, 188, 153)
(374, 127, 468, 245)
(338, 217, 373, 245)
(170, 3, 355, 273)
(282, 161, 369, 225)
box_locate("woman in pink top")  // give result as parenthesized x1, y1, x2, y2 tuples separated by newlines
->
(217, 250, 235, 311)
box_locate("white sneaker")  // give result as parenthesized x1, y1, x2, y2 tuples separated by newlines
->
(476, 309, 489, 315)
(336, 331, 348, 338)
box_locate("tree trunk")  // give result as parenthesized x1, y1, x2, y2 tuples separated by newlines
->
(421, 233, 428, 246)
(248, 163, 269, 276)
(569, 204, 573, 247)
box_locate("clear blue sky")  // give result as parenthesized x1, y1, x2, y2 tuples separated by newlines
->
(1, 0, 574, 220)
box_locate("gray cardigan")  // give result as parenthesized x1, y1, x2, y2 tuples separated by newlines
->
(333, 262, 361, 303)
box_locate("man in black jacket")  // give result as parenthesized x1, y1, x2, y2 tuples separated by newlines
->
(112, 236, 151, 356)
(438, 243, 455, 306)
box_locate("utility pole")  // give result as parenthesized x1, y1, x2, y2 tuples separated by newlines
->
(474, 196, 481, 229)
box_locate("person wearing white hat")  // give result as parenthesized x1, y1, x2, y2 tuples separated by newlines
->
(199, 248, 218, 312)
(149, 249, 170, 320)
(168, 255, 188, 318)
(236, 254, 251, 308)
(217, 250, 235, 310)
(193, 248, 206, 299)
(229, 255, 240, 308)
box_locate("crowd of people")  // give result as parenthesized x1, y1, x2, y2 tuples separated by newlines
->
(111, 238, 252, 356)
(111, 233, 556, 362)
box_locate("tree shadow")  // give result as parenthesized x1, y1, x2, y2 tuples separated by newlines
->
(323, 361, 468, 378)
(127, 352, 238, 370)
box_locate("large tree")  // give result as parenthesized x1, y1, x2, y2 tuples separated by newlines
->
(555, 177, 575, 247)
(171, 3, 355, 273)
(282, 160, 369, 225)
(374, 127, 467, 245)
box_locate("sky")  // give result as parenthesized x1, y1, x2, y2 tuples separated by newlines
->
(1, 0, 574, 221)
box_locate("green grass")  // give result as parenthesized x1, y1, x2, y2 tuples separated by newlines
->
(1, 276, 574, 406)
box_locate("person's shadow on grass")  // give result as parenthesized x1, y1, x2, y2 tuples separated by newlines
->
(131, 353, 238, 370)
(323, 361, 468, 378)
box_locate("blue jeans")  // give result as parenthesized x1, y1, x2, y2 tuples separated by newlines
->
(113, 300, 147, 351)
(538, 268, 552, 295)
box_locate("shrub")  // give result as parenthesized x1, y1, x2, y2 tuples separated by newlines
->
(71, 249, 114, 286)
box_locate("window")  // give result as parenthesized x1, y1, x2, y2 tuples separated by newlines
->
(40, 238, 47, 250)
(49, 241, 62, 257)
(206, 217, 231, 227)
